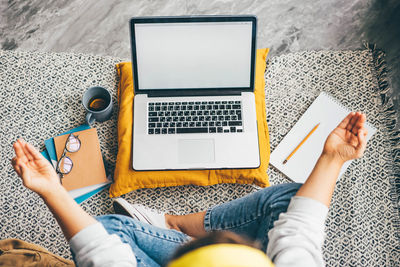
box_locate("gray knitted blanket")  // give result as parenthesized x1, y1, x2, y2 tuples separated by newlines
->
(0, 48, 398, 266)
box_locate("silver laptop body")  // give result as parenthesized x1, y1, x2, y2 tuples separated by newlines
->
(130, 15, 260, 171)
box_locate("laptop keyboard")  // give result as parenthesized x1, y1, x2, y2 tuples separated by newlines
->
(147, 101, 243, 134)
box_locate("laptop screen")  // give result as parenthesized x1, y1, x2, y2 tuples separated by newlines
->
(131, 17, 255, 92)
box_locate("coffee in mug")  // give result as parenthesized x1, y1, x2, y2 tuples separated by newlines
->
(88, 96, 109, 111)
(82, 86, 113, 125)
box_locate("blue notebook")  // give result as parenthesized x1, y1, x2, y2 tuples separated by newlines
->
(42, 124, 110, 204)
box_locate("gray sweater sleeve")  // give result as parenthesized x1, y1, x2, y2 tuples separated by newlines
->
(69, 222, 137, 267)
(267, 196, 329, 267)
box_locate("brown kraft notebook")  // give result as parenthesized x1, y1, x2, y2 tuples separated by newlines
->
(54, 128, 107, 191)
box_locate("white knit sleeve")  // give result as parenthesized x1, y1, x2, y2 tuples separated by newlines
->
(267, 196, 329, 267)
(69, 222, 137, 267)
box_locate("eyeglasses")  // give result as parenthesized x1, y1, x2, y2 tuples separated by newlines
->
(56, 133, 81, 181)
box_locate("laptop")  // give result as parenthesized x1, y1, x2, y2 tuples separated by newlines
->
(130, 15, 260, 171)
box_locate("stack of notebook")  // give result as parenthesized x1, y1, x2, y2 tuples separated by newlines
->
(41, 124, 111, 204)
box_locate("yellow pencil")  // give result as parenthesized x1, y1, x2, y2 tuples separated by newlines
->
(283, 123, 320, 164)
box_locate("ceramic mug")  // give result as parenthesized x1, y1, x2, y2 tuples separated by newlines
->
(82, 86, 113, 125)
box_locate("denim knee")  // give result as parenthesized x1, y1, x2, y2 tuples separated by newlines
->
(259, 183, 302, 216)
(96, 214, 137, 244)
(268, 183, 302, 201)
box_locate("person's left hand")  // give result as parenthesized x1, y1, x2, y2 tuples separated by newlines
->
(323, 112, 368, 164)
(11, 139, 61, 197)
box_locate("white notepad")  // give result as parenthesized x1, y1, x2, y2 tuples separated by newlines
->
(270, 92, 377, 183)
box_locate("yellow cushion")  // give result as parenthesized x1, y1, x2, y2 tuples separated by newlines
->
(110, 48, 271, 197)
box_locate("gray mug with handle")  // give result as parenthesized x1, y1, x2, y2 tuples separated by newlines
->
(82, 86, 113, 125)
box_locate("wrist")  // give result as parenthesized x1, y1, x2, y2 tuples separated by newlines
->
(40, 182, 68, 202)
(320, 152, 345, 167)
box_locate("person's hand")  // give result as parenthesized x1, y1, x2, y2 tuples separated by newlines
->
(11, 139, 61, 197)
(323, 112, 368, 164)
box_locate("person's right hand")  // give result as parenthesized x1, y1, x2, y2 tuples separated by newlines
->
(323, 112, 368, 164)
(11, 139, 62, 197)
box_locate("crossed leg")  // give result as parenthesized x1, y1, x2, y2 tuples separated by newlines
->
(166, 182, 301, 250)
(98, 183, 301, 266)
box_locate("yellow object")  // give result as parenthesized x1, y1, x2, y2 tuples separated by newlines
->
(167, 244, 274, 267)
(110, 48, 271, 197)
(283, 123, 320, 164)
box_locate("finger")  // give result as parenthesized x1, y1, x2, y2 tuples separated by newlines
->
(338, 112, 354, 129)
(25, 142, 44, 160)
(359, 127, 368, 139)
(11, 157, 22, 176)
(17, 160, 30, 185)
(14, 158, 29, 179)
(352, 113, 367, 134)
(19, 161, 29, 178)
(356, 129, 367, 156)
(13, 140, 29, 162)
(349, 112, 360, 134)
(347, 112, 359, 132)
(19, 140, 34, 161)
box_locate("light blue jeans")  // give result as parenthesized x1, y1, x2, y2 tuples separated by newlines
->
(97, 183, 301, 267)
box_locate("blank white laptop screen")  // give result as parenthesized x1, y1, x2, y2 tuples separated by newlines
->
(134, 21, 253, 90)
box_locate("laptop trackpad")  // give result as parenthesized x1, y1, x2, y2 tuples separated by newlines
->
(178, 139, 215, 164)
